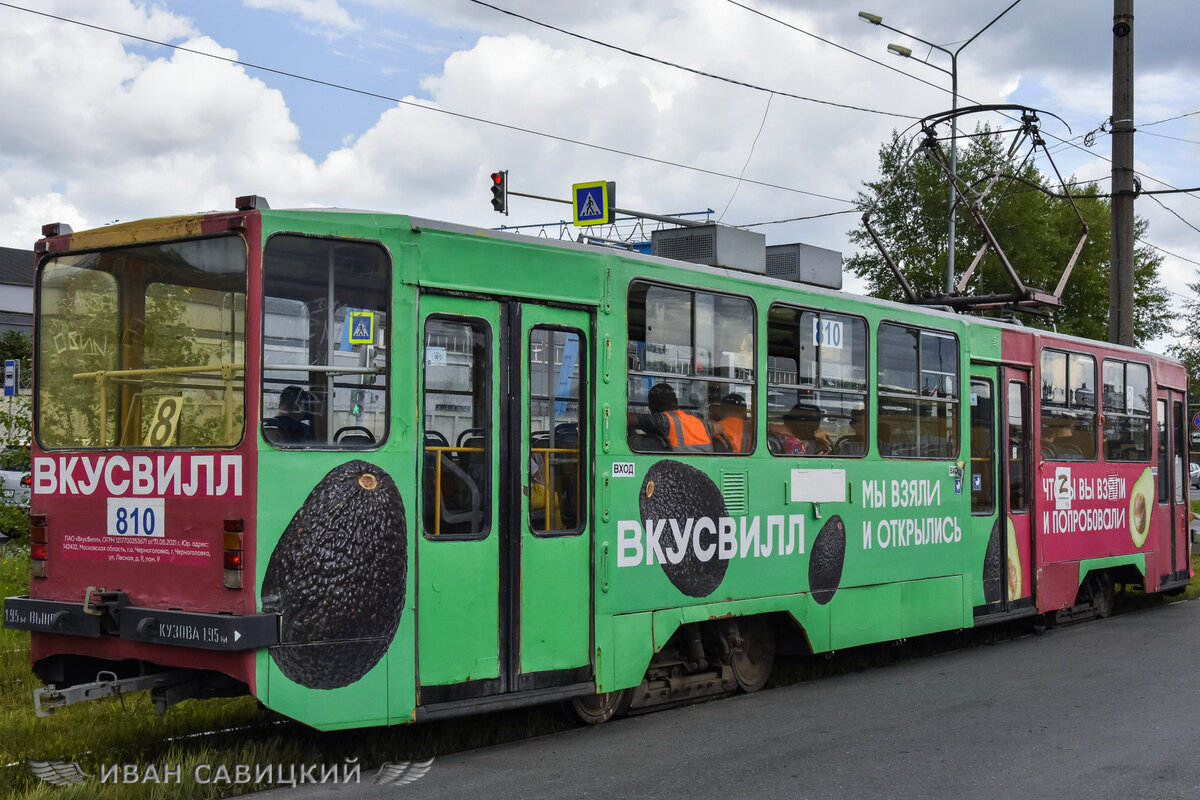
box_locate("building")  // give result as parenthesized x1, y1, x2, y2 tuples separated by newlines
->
(0, 246, 34, 335)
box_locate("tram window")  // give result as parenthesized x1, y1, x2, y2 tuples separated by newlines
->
(261, 235, 389, 449)
(1101, 360, 1150, 462)
(422, 316, 491, 539)
(1007, 381, 1029, 513)
(528, 326, 585, 535)
(970, 379, 996, 515)
(1039, 349, 1096, 461)
(1156, 399, 1169, 504)
(626, 282, 754, 454)
(766, 305, 868, 456)
(38, 238, 247, 450)
(876, 323, 960, 459)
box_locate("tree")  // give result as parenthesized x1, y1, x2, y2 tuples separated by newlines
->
(1167, 270, 1200, 398)
(847, 127, 1174, 347)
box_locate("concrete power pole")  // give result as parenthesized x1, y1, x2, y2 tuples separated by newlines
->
(1109, 0, 1135, 347)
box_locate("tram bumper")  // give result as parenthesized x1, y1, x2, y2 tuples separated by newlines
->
(3, 592, 279, 651)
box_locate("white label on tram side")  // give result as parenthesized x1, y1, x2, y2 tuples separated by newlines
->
(613, 462, 636, 478)
(106, 497, 166, 538)
(812, 317, 844, 349)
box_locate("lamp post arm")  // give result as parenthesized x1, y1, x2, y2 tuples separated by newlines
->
(956, 0, 1023, 57)
(879, 22, 952, 61)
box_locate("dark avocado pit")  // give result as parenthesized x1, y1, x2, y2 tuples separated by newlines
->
(808, 515, 846, 605)
(639, 460, 729, 598)
(982, 517, 1003, 604)
(262, 460, 407, 690)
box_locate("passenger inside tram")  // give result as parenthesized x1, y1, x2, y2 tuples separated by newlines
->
(627, 383, 715, 453)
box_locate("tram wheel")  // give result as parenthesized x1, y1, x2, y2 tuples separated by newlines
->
(728, 617, 776, 693)
(566, 688, 632, 725)
(1087, 572, 1115, 619)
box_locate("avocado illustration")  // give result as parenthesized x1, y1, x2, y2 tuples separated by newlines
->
(262, 460, 407, 689)
(1005, 516, 1022, 599)
(1129, 467, 1153, 548)
(982, 517, 1002, 604)
(638, 460, 729, 598)
(808, 515, 846, 605)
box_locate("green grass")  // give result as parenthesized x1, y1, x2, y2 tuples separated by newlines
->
(3, 528, 1200, 797)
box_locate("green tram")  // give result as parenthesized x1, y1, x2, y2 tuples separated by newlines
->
(4, 198, 1191, 729)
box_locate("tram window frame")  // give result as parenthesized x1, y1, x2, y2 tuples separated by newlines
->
(766, 304, 869, 457)
(422, 315, 492, 540)
(876, 322, 961, 460)
(527, 325, 586, 537)
(261, 234, 390, 450)
(1039, 348, 1097, 462)
(969, 378, 996, 515)
(626, 280, 755, 455)
(1007, 380, 1030, 513)
(1100, 359, 1151, 462)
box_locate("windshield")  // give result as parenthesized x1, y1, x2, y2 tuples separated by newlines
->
(36, 236, 247, 449)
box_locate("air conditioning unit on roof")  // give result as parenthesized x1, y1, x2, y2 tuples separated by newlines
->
(650, 225, 766, 273)
(765, 242, 843, 290)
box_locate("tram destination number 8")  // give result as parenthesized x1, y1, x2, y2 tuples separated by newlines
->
(143, 396, 184, 447)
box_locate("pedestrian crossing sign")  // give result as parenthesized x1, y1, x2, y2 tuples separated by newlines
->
(573, 180, 613, 226)
(348, 311, 375, 344)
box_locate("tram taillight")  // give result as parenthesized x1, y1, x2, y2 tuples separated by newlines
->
(29, 513, 46, 579)
(223, 518, 244, 589)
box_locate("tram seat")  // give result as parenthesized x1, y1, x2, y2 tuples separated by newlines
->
(261, 419, 286, 444)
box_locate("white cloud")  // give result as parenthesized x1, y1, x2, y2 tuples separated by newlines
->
(243, 0, 360, 34)
(0, 0, 1196, 357)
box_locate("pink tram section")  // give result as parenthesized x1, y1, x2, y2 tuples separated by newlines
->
(999, 327, 1191, 617)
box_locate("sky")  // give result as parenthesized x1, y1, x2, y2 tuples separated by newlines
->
(0, 0, 1197, 352)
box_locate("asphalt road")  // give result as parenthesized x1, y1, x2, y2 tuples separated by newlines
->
(261, 592, 1200, 800)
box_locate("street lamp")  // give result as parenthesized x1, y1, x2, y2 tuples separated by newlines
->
(859, 3, 1022, 295)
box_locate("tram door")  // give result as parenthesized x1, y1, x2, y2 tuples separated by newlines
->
(971, 364, 1034, 616)
(1155, 391, 1189, 585)
(1001, 367, 1034, 609)
(416, 295, 593, 705)
(968, 368, 1000, 611)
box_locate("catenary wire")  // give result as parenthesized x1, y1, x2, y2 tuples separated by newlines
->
(465, 0, 918, 119)
(0, 2, 855, 204)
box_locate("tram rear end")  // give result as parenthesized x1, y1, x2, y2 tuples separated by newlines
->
(3, 212, 275, 713)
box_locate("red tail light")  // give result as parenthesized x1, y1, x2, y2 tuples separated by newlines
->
(29, 513, 47, 578)
(223, 518, 244, 589)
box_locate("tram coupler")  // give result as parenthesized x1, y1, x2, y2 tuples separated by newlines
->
(82, 587, 130, 634)
(34, 669, 197, 717)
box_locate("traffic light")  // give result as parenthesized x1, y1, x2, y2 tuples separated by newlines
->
(490, 170, 508, 214)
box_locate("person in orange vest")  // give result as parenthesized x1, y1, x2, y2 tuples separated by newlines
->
(711, 393, 751, 453)
(628, 383, 714, 453)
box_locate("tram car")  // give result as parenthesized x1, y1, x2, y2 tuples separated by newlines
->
(4, 198, 1191, 728)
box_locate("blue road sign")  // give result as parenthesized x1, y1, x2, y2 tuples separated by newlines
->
(3, 359, 15, 397)
(572, 181, 611, 226)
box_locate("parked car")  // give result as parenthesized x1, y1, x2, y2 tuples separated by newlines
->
(1191, 461, 1199, 489)
(0, 446, 30, 513)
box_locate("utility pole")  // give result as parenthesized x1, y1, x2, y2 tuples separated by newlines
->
(1109, 0, 1135, 346)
